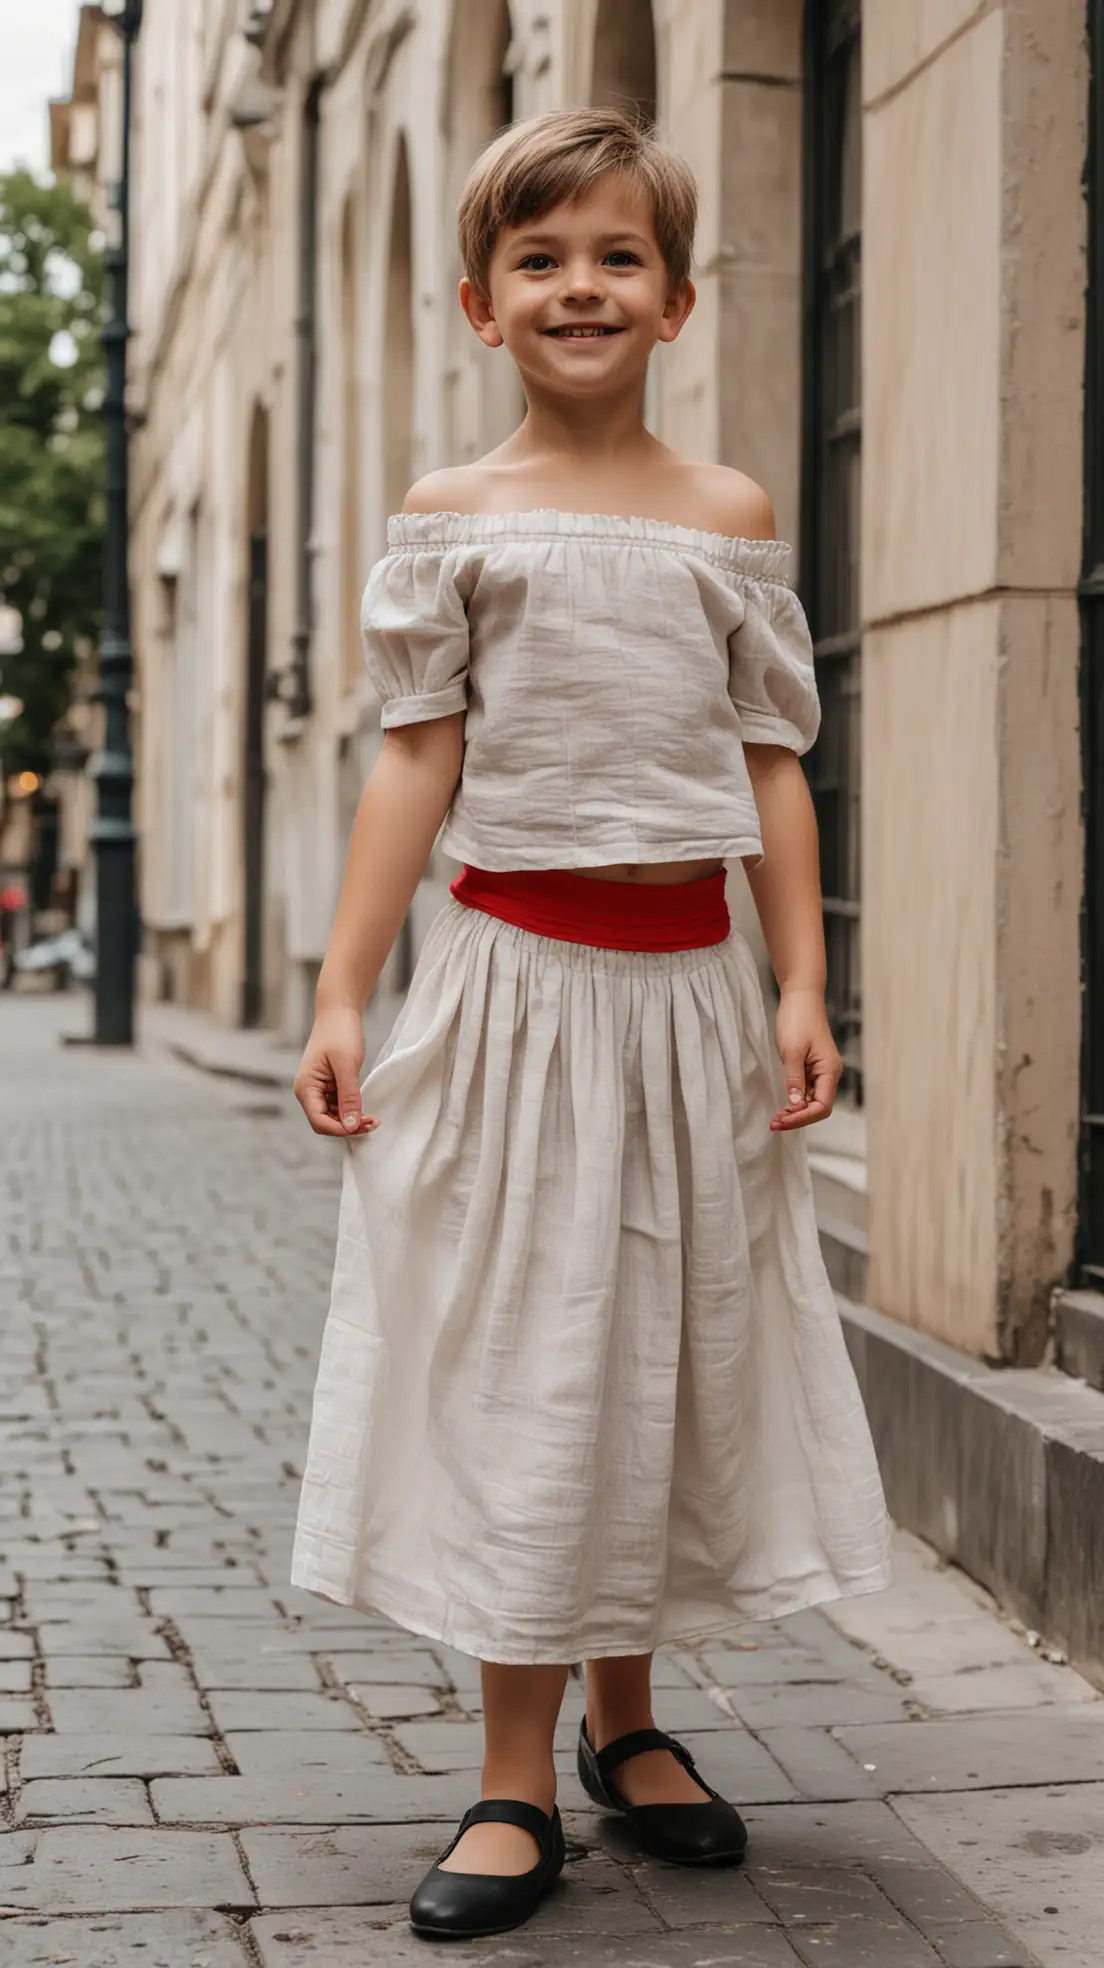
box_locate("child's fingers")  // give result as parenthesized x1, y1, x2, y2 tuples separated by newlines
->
(770, 1097, 832, 1132)
(295, 1064, 379, 1138)
(780, 1046, 808, 1109)
(331, 1057, 365, 1134)
(811, 1059, 841, 1111)
(296, 1082, 352, 1136)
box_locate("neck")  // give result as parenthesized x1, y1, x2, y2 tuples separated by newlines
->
(507, 375, 656, 463)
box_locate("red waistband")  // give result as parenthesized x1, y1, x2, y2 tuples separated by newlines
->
(449, 866, 730, 952)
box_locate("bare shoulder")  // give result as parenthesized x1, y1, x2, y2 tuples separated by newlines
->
(401, 466, 488, 517)
(686, 463, 776, 542)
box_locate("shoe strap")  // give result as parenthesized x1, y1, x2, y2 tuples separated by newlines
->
(594, 1726, 697, 1782)
(461, 1798, 552, 1844)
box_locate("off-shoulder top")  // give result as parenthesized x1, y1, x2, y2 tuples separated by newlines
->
(360, 510, 820, 871)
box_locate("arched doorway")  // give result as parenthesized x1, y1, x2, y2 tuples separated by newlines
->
(384, 137, 414, 518)
(590, 0, 657, 126)
(443, 0, 522, 460)
(241, 404, 269, 1029)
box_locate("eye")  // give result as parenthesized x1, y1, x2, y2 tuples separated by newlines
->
(605, 250, 642, 268)
(518, 253, 556, 272)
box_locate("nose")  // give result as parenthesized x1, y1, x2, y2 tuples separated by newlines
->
(561, 257, 604, 304)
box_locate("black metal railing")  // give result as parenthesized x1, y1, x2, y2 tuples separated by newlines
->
(802, 0, 864, 1100)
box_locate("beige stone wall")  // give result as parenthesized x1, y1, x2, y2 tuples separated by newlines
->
(862, 0, 1086, 1361)
(124, 0, 803, 1039)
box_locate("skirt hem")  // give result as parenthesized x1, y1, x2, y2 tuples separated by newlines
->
(288, 1555, 894, 1665)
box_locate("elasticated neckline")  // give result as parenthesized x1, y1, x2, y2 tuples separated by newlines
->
(386, 509, 793, 581)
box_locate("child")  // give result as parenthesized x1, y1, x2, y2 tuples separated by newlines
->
(291, 107, 890, 1940)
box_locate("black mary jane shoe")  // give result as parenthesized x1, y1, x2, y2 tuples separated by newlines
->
(578, 1720, 748, 1867)
(409, 1797, 566, 1939)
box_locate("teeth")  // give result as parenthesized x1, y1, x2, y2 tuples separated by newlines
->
(554, 327, 610, 337)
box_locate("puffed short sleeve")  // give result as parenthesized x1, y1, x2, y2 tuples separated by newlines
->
(728, 578, 821, 757)
(360, 548, 471, 728)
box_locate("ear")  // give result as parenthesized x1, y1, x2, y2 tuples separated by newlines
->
(459, 276, 504, 349)
(656, 277, 696, 346)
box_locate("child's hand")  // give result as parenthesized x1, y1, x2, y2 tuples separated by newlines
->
(770, 987, 842, 1132)
(294, 1007, 378, 1139)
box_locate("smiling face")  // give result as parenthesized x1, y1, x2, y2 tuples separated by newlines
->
(461, 174, 695, 401)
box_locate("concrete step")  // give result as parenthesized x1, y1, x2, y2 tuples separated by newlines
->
(840, 1295, 1104, 1692)
(1053, 1287, 1104, 1391)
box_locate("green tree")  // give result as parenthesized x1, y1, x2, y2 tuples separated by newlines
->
(0, 169, 106, 777)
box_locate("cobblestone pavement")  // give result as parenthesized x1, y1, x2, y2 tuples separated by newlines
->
(2, 992, 1103, 1968)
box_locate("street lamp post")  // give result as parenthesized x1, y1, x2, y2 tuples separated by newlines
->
(91, 0, 142, 1044)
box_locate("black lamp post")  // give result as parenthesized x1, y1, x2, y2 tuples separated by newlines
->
(90, 0, 142, 1044)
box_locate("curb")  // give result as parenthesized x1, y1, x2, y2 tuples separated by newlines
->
(839, 1295, 1104, 1692)
(161, 1038, 293, 1091)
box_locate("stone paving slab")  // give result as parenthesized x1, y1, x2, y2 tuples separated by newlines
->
(923, 1928, 1033, 1968)
(222, 1730, 392, 1774)
(148, 1770, 493, 1827)
(32, 1620, 173, 1659)
(0, 1911, 253, 1967)
(904, 1663, 1101, 1715)
(20, 1735, 223, 1781)
(0, 1698, 42, 1732)
(16, 1779, 156, 1826)
(184, 1653, 326, 1692)
(347, 1683, 444, 1718)
(833, 1711, 1104, 1793)
(45, 1688, 211, 1735)
(41, 1657, 136, 1689)
(895, 1783, 1104, 1968)
(755, 1725, 884, 1801)
(725, 1678, 914, 1728)
(784, 1917, 944, 1965)
(0, 1827, 254, 1912)
(320, 1649, 448, 1687)
(205, 1691, 363, 1733)
(630, 1862, 776, 1929)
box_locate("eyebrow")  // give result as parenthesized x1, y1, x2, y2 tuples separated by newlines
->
(510, 229, 653, 250)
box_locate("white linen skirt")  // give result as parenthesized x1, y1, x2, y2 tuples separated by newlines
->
(291, 900, 891, 1662)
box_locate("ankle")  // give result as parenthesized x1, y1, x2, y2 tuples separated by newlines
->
(586, 1704, 656, 1753)
(481, 1761, 557, 1816)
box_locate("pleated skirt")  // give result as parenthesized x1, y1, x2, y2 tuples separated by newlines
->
(291, 900, 892, 1662)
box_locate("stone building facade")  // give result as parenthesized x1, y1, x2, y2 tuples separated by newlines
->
(55, 0, 1104, 1649)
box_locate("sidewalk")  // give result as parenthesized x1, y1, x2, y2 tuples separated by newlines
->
(139, 999, 303, 1089)
(1, 992, 1102, 1967)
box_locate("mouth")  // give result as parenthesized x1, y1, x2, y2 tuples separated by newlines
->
(542, 324, 625, 339)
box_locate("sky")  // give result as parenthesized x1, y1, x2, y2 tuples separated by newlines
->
(1, 1, 83, 176)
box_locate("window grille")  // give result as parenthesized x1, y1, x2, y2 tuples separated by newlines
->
(802, 0, 864, 1100)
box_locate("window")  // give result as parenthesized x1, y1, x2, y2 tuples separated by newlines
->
(802, 0, 863, 1099)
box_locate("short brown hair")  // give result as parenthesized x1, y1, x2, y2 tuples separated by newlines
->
(457, 108, 698, 299)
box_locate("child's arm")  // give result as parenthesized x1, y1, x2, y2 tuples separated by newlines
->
(743, 743, 842, 1132)
(695, 464, 841, 1134)
(294, 715, 464, 1136)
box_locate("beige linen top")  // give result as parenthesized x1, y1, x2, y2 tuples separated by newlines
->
(360, 510, 821, 871)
